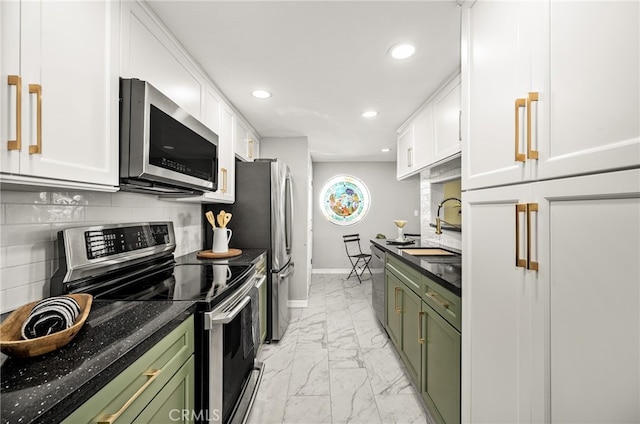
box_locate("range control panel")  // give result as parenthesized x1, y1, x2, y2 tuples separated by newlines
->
(84, 223, 171, 259)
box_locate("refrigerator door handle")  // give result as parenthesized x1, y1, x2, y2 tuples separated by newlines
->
(279, 262, 295, 279)
(284, 175, 293, 253)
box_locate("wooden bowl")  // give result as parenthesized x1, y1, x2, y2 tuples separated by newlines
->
(0, 294, 93, 358)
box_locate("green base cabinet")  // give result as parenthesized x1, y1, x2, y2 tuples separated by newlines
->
(385, 255, 461, 424)
(63, 316, 195, 424)
(422, 302, 461, 424)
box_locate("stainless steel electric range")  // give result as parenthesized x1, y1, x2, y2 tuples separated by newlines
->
(50, 221, 264, 424)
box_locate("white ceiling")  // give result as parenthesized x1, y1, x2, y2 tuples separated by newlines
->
(146, 0, 462, 162)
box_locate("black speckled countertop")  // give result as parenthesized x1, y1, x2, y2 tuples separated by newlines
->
(370, 238, 462, 296)
(176, 248, 267, 266)
(1, 300, 196, 424)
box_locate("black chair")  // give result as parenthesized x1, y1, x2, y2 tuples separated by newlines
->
(342, 234, 373, 283)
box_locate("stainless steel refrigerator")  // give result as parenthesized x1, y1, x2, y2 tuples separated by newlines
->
(205, 158, 293, 341)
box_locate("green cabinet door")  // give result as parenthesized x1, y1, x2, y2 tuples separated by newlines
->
(422, 302, 461, 424)
(385, 271, 403, 350)
(401, 287, 423, 387)
(133, 356, 195, 423)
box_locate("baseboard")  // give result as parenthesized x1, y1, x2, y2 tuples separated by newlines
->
(311, 268, 350, 274)
(288, 300, 308, 308)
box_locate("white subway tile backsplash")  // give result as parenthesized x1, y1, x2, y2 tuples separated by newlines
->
(4, 204, 85, 224)
(0, 191, 49, 204)
(0, 224, 54, 247)
(0, 189, 203, 313)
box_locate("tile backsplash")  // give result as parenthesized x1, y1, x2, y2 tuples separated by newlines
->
(420, 157, 462, 251)
(0, 190, 202, 313)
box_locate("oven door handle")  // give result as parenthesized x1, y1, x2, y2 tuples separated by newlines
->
(255, 275, 267, 289)
(205, 295, 251, 327)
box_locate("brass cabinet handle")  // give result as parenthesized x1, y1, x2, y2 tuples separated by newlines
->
(248, 138, 253, 159)
(418, 311, 425, 344)
(407, 147, 413, 167)
(221, 167, 228, 193)
(7, 75, 22, 151)
(28, 84, 42, 154)
(394, 287, 401, 314)
(515, 204, 527, 268)
(527, 92, 539, 160)
(97, 369, 161, 424)
(458, 110, 462, 142)
(425, 291, 450, 309)
(514, 98, 526, 162)
(526, 203, 539, 271)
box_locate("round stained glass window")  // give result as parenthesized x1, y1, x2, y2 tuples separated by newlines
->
(319, 175, 370, 225)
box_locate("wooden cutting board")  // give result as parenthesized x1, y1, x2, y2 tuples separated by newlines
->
(402, 248, 454, 256)
(196, 248, 242, 259)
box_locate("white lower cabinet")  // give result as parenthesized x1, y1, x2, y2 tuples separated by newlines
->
(462, 169, 640, 423)
(1, 0, 119, 190)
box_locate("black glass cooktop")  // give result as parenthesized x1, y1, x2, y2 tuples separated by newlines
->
(92, 262, 253, 309)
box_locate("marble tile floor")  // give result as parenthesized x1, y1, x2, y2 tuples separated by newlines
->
(246, 274, 435, 424)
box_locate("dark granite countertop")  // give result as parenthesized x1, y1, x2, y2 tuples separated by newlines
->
(370, 238, 462, 296)
(176, 248, 267, 266)
(1, 300, 196, 424)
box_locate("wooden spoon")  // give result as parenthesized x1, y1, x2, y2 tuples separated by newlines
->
(217, 210, 226, 228)
(205, 211, 216, 228)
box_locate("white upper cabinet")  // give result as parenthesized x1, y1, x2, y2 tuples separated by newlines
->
(433, 78, 462, 163)
(120, 1, 204, 120)
(462, 0, 640, 190)
(235, 119, 259, 162)
(1, 0, 119, 190)
(397, 73, 461, 180)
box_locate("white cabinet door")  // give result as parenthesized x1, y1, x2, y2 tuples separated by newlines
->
(396, 125, 414, 179)
(412, 105, 435, 170)
(535, 1, 640, 180)
(120, 1, 204, 120)
(234, 119, 257, 162)
(217, 104, 235, 202)
(536, 169, 640, 423)
(433, 78, 461, 163)
(1, 0, 119, 189)
(1, 0, 21, 174)
(462, 183, 535, 424)
(462, 0, 533, 191)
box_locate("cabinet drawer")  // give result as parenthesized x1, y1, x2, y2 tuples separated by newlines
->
(63, 316, 194, 424)
(422, 277, 461, 332)
(386, 255, 422, 295)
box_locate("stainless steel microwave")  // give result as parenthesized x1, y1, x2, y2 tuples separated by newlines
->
(119, 78, 218, 195)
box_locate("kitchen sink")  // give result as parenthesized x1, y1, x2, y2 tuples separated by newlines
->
(399, 248, 461, 263)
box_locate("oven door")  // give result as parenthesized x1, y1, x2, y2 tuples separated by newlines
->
(204, 282, 257, 423)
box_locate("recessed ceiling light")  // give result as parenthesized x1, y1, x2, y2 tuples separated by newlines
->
(251, 89, 272, 99)
(389, 42, 417, 60)
(361, 110, 378, 118)
(381, 148, 391, 153)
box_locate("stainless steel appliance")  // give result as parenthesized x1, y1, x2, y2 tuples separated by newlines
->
(370, 243, 386, 326)
(50, 222, 262, 424)
(119, 78, 219, 195)
(205, 159, 293, 341)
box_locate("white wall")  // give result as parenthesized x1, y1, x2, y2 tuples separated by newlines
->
(312, 162, 420, 271)
(0, 190, 201, 313)
(259, 137, 311, 303)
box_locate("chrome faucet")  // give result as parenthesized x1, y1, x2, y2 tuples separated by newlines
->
(435, 197, 461, 235)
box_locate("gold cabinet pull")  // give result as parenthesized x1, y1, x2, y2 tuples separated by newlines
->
(418, 311, 425, 345)
(7, 75, 22, 151)
(514, 98, 526, 162)
(458, 110, 462, 141)
(97, 369, 161, 424)
(425, 291, 450, 309)
(248, 138, 253, 159)
(527, 92, 539, 160)
(221, 167, 228, 193)
(28, 84, 42, 154)
(515, 204, 527, 268)
(394, 287, 401, 314)
(526, 203, 539, 271)
(407, 147, 413, 167)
